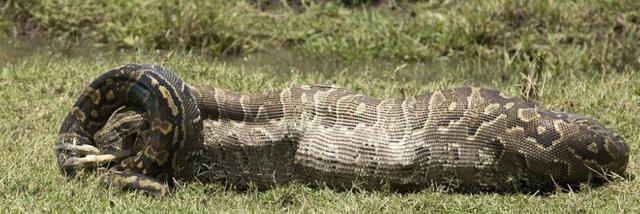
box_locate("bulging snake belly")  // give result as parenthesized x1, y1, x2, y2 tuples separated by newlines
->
(55, 64, 629, 195)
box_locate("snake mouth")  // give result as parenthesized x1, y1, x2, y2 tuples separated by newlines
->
(55, 64, 204, 181)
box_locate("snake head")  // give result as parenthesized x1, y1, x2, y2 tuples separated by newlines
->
(93, 106, 148, 149)
(558, 113, 629, 180)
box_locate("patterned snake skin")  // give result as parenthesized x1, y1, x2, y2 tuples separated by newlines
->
(55, 64, 629, 195)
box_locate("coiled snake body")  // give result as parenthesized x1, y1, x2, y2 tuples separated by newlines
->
(55, 64, 629, 195)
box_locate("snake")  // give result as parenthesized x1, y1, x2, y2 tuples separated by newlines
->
(55, 64, 630, 196)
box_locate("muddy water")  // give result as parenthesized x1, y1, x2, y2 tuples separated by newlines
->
(0, 35, 107, 67)
(220, 51, 508, 87)
(0, 35, 508, 87)
(0, 35, 43, 66)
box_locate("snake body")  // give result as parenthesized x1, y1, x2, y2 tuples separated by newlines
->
(56, 64, 629, 194)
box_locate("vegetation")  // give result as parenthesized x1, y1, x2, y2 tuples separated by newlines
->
(2, 0, 639, 67)
(0, 0, 639, 212)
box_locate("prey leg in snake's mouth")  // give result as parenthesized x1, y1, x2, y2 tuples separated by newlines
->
(56, 106, 143, 169)
(56, 144, 134, 168)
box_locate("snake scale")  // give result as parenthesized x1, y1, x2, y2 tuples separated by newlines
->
(55, 64, 629, 196)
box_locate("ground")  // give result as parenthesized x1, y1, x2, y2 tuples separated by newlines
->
(0, 0, 639, 212)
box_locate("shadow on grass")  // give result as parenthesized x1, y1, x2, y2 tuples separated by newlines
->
(192, 169, 634, 198)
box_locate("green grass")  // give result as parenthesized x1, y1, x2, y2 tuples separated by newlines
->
(1, 0, 640, 212)
(3, 0, 640, 67)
